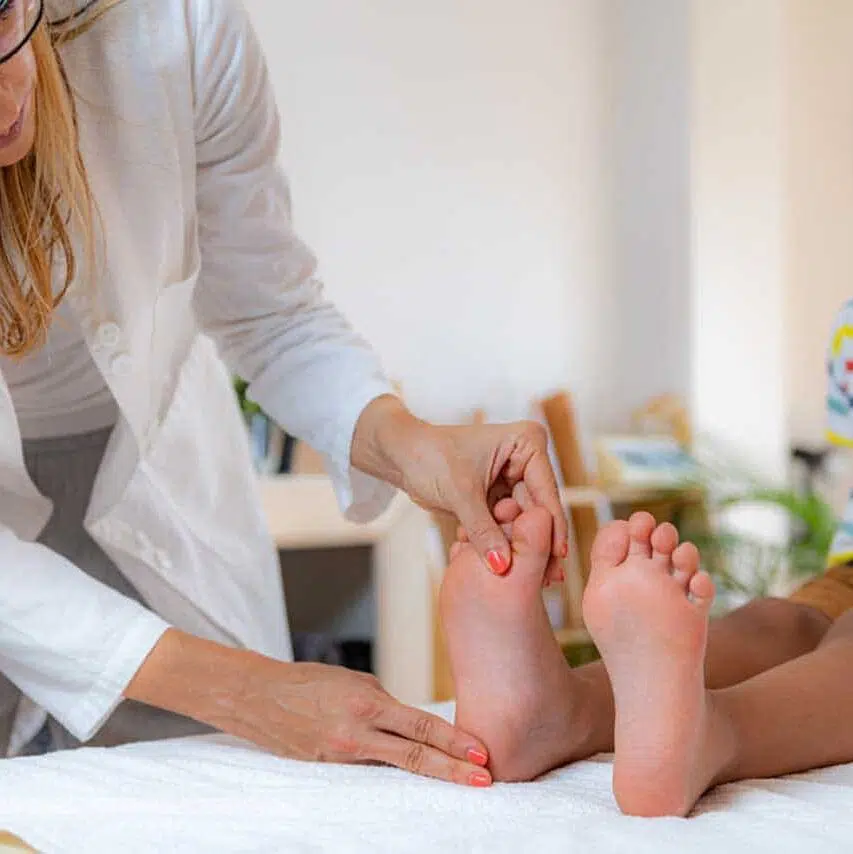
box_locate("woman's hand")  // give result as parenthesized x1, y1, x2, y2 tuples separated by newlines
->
(126, 629, 492, 787)
(352, 396, 568, 579)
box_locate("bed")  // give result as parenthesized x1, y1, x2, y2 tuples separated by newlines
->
(1, 704, 851, 853)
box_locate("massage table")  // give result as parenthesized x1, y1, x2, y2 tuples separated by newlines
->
(1, 704, 851, 853)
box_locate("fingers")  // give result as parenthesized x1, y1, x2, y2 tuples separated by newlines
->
(370, 703, 492, 786)
(543, 554, 566, 586)
(524, 459, 570, 561)
(493, 497, 522, 524)
(376, 703, 489, 768)
(453, 494, 512, 575)
(456, 497, 521, 543)
(365, 732, 492, 787)
(503, 426, 569, 561)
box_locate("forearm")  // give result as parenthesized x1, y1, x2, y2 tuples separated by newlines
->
(124, 628, 258, 735)
(124, 627, 492, 785)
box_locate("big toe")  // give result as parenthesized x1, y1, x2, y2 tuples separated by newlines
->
(509, 506, 553, 578)
(591, 520, 631, 573)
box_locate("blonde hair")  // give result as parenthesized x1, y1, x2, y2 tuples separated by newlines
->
(0, 1, 124, 357)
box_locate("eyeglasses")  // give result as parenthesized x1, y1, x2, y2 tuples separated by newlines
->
(0, 0, 43, 66)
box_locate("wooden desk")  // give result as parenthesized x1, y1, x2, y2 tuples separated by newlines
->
(259, 475, 433, 707)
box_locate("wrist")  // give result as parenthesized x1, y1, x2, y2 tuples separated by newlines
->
(124, 628, 260, 732)
(350, 394, 428, 488)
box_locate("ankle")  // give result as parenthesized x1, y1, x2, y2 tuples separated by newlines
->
(568, 664, 615, 759)
(706, 690, 741, 786)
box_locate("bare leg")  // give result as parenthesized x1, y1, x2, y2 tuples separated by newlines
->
(585, 515, 853, 816)
(442, 507, 833, 785)
(703, 596, 831, 688)
(711, 609, 853, 783)
(565, 523, 831, 759)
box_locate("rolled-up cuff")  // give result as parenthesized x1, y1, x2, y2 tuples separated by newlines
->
(323, 383, 399, 524)
(60, 612, 171, 743)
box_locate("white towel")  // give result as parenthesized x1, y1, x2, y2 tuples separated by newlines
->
(1, 703, 852, 853)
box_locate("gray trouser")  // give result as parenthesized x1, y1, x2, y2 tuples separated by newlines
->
(5, 427, 211, 755)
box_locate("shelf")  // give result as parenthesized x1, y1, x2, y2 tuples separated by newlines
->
(258, 474, 407, 550)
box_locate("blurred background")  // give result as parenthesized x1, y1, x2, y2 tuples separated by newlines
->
(240, 0, 853, 699)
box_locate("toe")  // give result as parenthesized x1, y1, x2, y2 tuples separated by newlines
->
(509, 506, 553, 579)
(688, 571, 715, 611)
(627, 512, 656, 558)
(590, 520, 630, 574)
(650, 523, 678, 572)
(671, 541, 700, 590)
(494, 497, 522, 525)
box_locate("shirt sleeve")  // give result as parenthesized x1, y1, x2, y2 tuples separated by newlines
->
(0, 529, 169, 744)
(188, 0, 396, 523)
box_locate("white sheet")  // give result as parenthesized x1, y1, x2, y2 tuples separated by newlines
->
(1, 704, 852, 853)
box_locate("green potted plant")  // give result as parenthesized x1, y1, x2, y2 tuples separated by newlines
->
(232, 377, 287, 473)
(679, 450, 838, 605)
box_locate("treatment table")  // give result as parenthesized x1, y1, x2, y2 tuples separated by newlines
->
(1, 704, 851, 853)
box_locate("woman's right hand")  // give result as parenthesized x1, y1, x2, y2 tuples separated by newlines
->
(126, 629, 492, 787)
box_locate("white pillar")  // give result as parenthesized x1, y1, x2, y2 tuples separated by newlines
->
(690, 0, 789, 485)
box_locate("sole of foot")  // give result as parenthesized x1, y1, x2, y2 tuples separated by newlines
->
(440, 506, 590, 782)
(582, 513, 731, 817)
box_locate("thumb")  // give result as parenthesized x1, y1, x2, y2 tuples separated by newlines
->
(455, 498, 512, 576)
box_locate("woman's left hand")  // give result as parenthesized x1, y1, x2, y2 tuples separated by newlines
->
(352, 396, 569, 579)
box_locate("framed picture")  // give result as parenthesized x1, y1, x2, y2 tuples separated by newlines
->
(596, 434, 698, 488)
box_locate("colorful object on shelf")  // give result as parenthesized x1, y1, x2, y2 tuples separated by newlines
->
(596, 434, 698, 488)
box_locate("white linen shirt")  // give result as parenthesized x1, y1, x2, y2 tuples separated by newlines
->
(0, 0, 395, 755)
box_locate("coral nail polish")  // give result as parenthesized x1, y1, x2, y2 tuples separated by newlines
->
(469, 772, 492, 788)
(486, 550, 509, 575)
(467, 748, 489, 767)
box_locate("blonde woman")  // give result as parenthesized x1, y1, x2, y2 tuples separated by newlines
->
(0, 0, 568, 784)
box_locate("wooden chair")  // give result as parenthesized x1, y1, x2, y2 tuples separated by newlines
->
(538, 391, 612, 631)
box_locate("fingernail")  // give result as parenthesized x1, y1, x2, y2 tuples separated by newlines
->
(469, 772, 492, 788)
(467, 748, 489, 767)
(561, 542, 570, 558)
(486, 550, 509, 575)
(557, 568, 566, 582)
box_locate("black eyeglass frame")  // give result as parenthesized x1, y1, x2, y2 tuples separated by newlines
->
(0, 0, 44, 67)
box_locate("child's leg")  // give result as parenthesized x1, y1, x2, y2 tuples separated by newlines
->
(570, 592, 830, 756)
(584, 515, 853, 817)
(712, 609, 853, 783)
(441, 508, 834, 783)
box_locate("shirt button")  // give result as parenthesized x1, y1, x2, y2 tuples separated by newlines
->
(110, 353, 133, 376)
(96, 322, 121, 349)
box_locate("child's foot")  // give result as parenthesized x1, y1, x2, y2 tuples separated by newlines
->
(440, 507, 593, 782)
(582, 513, 735, 817)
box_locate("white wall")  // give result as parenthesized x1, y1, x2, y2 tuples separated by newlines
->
(243, 0, 853, 463)
(243, 0, 696, 431)
(690, 0, 790, 484)
(605, 0, 692, 425)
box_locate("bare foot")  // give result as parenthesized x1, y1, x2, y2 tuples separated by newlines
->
(440, 506, 592, 782)
(582, 513, 735, 817)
